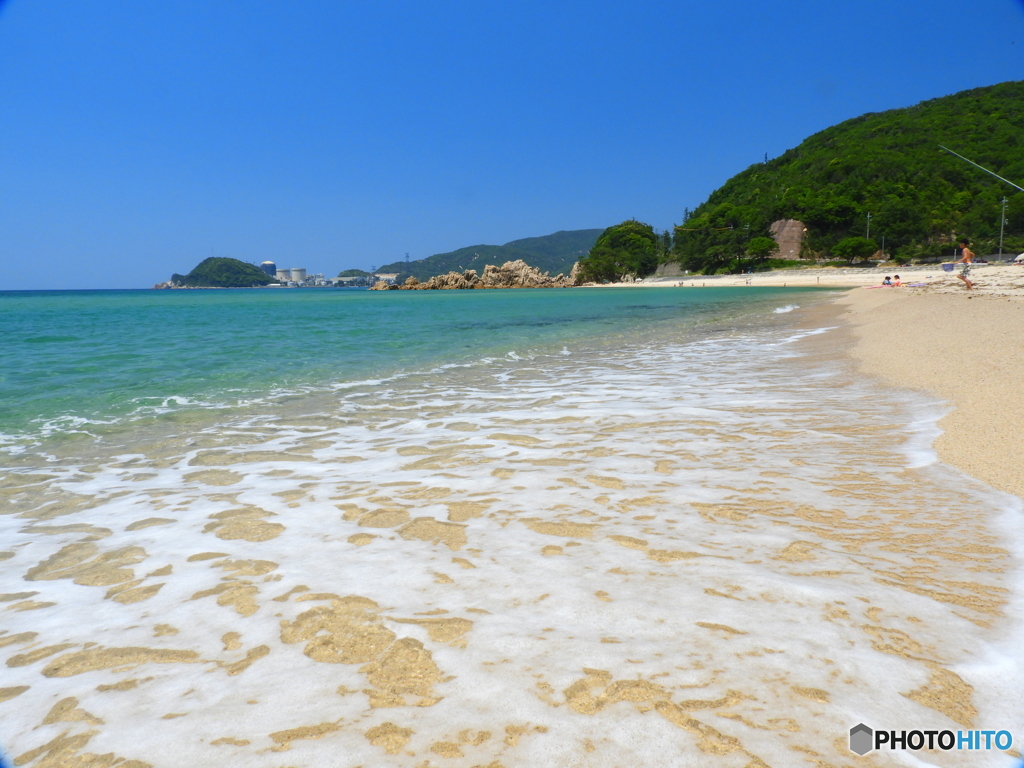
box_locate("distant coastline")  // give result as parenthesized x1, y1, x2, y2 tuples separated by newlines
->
(153, 283, 366, 290)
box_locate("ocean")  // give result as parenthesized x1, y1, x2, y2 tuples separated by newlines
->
(1, 287, 1020, 767)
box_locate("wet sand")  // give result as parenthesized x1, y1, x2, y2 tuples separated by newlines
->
(3, 290, 1023, 766)
(837, 286, 1024, 500)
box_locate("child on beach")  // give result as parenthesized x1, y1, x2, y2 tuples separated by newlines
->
(882, 276, 892, 286)
(955, 241, 975, 290)
(893, 275, 902, 287)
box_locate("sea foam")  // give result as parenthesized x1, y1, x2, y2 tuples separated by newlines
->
(0, 311, 1019, 767)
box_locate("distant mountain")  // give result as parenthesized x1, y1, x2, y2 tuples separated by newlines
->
(171, 257, 275, 288)
(376, 229, 604, 282)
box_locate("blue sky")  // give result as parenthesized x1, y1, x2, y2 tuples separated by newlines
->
(1, 0, 1022, 289)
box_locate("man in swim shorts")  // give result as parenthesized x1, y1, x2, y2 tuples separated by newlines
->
(955, 240, 974, 290)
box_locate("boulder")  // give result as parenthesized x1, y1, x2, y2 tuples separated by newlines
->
(376, 261, 581, 291)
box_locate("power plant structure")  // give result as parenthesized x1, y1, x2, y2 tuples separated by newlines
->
(260, 261, 277, 277)
(267, 266, 321, 286)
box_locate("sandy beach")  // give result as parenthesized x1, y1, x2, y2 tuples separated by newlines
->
(630, 262, 1024, 294)
(836, 279, 1024, 499)
(634, 260, 1023, 500)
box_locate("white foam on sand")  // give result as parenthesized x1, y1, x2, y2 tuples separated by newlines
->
(1, 317, 1021, 767)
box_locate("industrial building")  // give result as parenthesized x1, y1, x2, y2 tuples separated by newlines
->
(266, 266, 337, 286)
(260, 261, 277, 276)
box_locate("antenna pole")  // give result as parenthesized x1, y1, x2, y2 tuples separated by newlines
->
(1000, 197, 1008, 257)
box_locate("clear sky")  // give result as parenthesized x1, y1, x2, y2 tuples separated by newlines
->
(1, 0, 1022, 289)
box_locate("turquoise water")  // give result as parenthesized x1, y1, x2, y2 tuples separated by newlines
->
(2, 284, 1021, 767)
(0, 286, 827, 445)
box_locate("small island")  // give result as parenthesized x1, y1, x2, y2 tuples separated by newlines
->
(157, 257, 276, 288)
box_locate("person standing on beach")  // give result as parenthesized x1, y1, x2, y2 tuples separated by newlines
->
(955, 240, 975, 290)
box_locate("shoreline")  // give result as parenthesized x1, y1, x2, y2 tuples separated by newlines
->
(835, 286, 1024, 500)
(821, 286, 1024, 751)
(3, 287, 1022, 765)
(596, 262, 1024, 293)
(144, 262, 1024, 292)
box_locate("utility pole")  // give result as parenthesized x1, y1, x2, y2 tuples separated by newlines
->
(866, 212, 872, 239)
(405, 252, 409, 263)
(999, 197, 1008, 257)
(881, 235, 885, 259)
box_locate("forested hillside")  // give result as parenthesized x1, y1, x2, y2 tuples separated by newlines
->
(673, 81, 1024, 273)
(171, 258, 274, 288)
(377, 229, 603, 282)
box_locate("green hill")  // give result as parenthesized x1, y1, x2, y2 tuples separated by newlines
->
(377, 229, 604, 282)
(171, 257, 275, 288)
(674, 81, 1024, 272)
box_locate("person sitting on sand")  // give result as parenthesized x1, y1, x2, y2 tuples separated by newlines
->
(955, 240, 975, 290)
(882, 276, 892, 286)
(893, 275, 902, 287)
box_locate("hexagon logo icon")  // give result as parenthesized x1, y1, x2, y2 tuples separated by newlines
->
(849, 723, 873, 755)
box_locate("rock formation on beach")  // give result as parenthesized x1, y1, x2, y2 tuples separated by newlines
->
(374, 229, 601, 283)
(370, 260, 582, 290)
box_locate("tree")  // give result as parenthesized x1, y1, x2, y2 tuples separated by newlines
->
(746, 236, 778, 262)
(660, 230, 672, 261)
(832, 236, 878, 262)
(577, 220, 659, 282)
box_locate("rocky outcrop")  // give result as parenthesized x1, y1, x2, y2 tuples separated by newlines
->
(416, 269, 482, 290)
(370, 260, 581, 290)
(567, 261, 582, 285)
(369, 280, 398, 290)
(478, 260, 568, 288)
(769, 219, 807, 259)
(652, 263, 685, 278)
